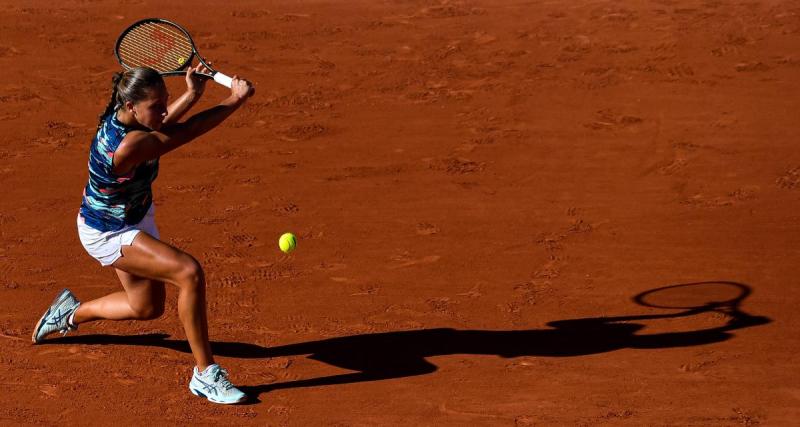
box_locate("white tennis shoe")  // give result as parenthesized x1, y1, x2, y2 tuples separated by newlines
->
(32, 289, 81, 344)
(189, 364, 247, 404)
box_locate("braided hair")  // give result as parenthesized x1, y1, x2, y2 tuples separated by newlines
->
(97, 67, 165, 130)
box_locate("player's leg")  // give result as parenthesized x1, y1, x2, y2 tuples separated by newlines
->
(110, 231, 213, 370)
(72, 270, 166, 322)
(33, 236, 179, 344)
(112, 232, 246, 404)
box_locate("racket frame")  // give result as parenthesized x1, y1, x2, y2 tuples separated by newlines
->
(633, 281, 750, 310)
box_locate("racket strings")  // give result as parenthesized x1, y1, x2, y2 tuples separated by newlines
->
(126, 22, 193, 53)
(134, 21, 193, 52)
(118, 42, 186, 71)
(119, 32, 191, 70)
(118, 42, 185, 71)
(117, 22, 193, 72)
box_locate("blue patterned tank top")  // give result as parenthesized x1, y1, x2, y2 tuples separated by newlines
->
(79, 111, 159, 232)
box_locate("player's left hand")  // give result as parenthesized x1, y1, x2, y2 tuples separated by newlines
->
(186, 63, 209, 96)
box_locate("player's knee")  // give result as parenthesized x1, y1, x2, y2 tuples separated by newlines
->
(131, 301, 165, 320)
(176, 257, 205, 291)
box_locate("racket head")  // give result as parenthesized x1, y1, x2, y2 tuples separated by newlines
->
(115, 18, 197, 75)
(633, 281, 750, 310)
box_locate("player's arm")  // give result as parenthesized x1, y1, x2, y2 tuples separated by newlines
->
(162, 64, 209, 125)
(112, 78, 254, 175)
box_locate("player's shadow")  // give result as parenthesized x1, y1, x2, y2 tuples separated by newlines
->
(49, 281, 770, 403)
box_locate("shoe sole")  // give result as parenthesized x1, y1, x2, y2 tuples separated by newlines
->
(189, 386, 247, 405)
(31, 289, 71, 344)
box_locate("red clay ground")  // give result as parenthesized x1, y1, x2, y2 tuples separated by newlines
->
(1, 0, 800, 425)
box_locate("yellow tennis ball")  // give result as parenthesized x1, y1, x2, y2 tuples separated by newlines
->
(279, 233, 297, 253)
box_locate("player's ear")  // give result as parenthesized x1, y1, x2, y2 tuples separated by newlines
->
(125, 100, 135, 113)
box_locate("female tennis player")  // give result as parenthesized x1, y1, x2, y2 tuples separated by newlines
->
(32, 65, 254, 405)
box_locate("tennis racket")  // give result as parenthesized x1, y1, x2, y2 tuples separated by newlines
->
(115, 18, 234, 88)
(633, 281, 750, 314)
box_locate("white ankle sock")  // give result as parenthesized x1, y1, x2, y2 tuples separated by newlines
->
(67, 311, 77, 329)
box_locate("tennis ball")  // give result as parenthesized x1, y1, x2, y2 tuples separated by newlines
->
(279, 233, 297, 253)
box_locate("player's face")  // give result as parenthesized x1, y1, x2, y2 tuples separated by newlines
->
(132, 86, 169, 131)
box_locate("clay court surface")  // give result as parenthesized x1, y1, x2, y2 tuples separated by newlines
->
(2, 0, 800, 425)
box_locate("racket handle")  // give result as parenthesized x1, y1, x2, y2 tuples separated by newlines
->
(212, 72, 233, 88)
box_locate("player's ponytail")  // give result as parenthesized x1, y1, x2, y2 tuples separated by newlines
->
(96, 72, 124, 131)
(95, 67, 165, 131)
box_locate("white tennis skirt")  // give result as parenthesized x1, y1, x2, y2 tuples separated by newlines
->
(77, 204, 160, 267)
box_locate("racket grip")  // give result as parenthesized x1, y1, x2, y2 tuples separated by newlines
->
(213, 72, 233, 88)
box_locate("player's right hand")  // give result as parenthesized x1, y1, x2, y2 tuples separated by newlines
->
(230, 76, 255, 100)
(186, 64, 209, 96)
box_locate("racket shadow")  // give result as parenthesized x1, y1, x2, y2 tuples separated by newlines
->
(46, 281, 770, 404)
